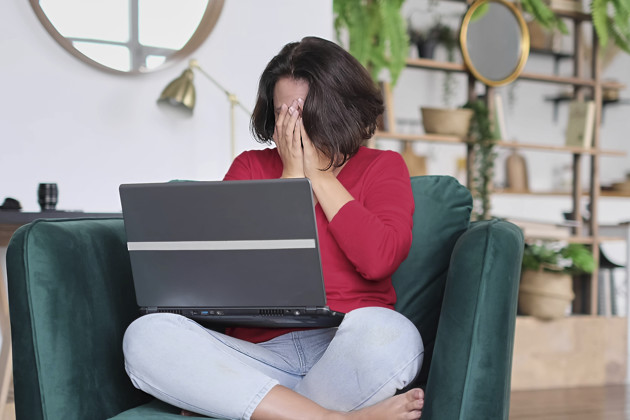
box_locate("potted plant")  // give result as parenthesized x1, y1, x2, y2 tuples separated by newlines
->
(519, 241, 596, 319)
(333, 0, 408, 87)
(408, 20, 436, 59)
(408, 19, 457, 60)
(520, 0, 630, 53)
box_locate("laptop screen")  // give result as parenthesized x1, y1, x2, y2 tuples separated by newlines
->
(119, 179, 327, 309)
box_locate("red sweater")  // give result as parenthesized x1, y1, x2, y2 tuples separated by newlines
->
(223, 146, 414, 343)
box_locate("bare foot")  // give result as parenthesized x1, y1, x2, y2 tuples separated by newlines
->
(343, 388, 424, 420)
(252, 384, 423, 420)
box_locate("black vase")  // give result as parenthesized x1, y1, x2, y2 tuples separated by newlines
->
(38, 183, 58, 211)
(416, 38, 438, 59)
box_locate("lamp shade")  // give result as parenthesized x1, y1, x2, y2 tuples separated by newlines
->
(157, 68, 196, 114)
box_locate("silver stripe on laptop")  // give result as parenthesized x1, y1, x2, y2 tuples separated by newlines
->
(127, 239, 316, 251)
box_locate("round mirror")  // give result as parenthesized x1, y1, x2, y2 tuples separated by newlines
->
(460, 0, 530, 86)
(30, 0, 224, 74)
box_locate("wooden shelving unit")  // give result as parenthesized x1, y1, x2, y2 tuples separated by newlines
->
(374, 11, 628, 316)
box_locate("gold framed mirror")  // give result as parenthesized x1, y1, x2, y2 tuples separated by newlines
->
(30, 0, 225, 74)
(460, 0, 530, 87)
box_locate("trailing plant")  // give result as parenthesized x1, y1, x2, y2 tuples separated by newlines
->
(591, 0, 630, 53)
(333, 0, 408, 86)
(464, 99, 497, 220)
(522, 241, 596, 274)
(520, 0, 630, 53)
(430, 21, 459, 107)
(520, 0, 568, 34)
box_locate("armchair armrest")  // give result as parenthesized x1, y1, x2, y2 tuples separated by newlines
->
(7, 218, 149, 420)
(423, 219, 524, 420)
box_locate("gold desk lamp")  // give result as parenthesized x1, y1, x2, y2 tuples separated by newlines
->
(157, 59, 251, 160)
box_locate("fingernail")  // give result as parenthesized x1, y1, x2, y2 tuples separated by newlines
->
(297, 98, 303, 104)
(289, 106, 295, 115)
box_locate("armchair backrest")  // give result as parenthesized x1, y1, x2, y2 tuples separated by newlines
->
(393, 176, 472, 386)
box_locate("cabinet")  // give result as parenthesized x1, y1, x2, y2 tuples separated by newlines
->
(372, 9, 627, 315)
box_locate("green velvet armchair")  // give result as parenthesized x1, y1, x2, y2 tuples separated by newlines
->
(6, 175, 523, 420)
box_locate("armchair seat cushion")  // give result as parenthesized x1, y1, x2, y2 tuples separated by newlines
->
(109, 400, 198, 419)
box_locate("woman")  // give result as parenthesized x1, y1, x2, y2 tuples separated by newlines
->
(124, 36, 424, 420)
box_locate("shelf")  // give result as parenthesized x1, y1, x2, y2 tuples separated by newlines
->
(545, 96, 630, 105)
(404, 58, 625, 88)
(529, 48, 573, 60)
(374, 131, 626, 156)
(373, 131, 464, 144)
(405, 58, 467, 72)
(496, 141, 625, 156)
(495, 189, 630, 197)
(518, 72, 596, 86)
(544, 94, 630, 120)
(602, 190, 630, 197)
(551, 9, 591, 21)
(522, 235, 625, 243)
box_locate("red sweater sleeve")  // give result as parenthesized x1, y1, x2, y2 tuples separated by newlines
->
(327, 151, 414, 280)
(223, 152, 253, 180)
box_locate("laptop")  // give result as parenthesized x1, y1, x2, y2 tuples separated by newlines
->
(119, 179, 344, 328)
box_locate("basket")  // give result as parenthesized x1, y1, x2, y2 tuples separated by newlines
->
(519, 270, 575, 320)
(420, 107, 473, 137)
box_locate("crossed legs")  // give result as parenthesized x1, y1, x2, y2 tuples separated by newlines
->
(123, 307, 424, 419)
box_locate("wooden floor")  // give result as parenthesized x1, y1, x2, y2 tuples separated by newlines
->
(510, 385, 630, 419)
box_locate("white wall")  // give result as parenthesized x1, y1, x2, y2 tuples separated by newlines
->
(0, 0, 333, 213)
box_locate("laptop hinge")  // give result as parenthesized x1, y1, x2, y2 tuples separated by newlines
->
(146, 307, 158, 313)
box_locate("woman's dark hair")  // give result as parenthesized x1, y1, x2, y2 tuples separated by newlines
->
(251, 36, 384, 168)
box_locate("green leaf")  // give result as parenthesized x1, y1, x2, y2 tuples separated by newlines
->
(333, 0, 408, 87)
(471, 3, 490, 21)
(591, 0, 610, 47)
(522, 0, 569, 33)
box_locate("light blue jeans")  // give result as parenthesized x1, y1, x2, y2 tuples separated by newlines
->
(123, 307, 424, 420)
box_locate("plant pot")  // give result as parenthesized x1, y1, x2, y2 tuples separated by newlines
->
(527, 20, 557, 51)
(416, 38, 438, 59)
(420, 107, 473, 137)
(519, 270, 575, 320)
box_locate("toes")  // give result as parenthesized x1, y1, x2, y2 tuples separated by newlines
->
(404, 388, 424, 403)
(407, 397, 424, 411)
(404, 409, 422, 420)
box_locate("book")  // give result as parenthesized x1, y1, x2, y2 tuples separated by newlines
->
(565, 100, 595, 149)
(493, 93, 507, 140)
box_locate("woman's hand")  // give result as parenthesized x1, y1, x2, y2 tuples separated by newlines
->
(300, 119, 353, 220)
(274, 98, 304, 178)
(299, 118, 335, 182)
